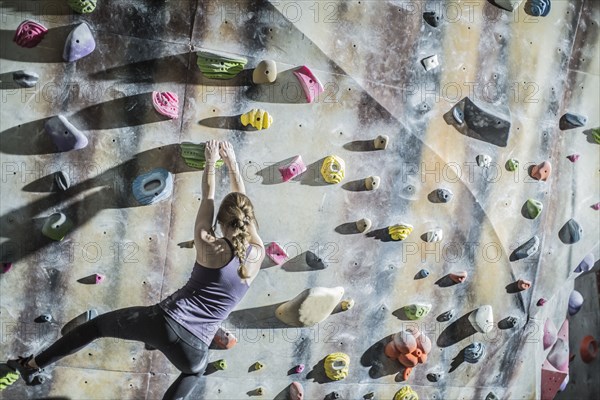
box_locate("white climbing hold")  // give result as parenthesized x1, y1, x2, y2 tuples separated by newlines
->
(421, 55, 439, 71)
(468, 305, 494, 333)
(275, 287, 344, 327)
(425, 229, 443, 243)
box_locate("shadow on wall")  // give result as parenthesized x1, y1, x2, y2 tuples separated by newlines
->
(89, 53, 191, 84)
(0, 94, 171, 156)
(360, 336, 403, 379)
(436, 311, 478, 348)
(0, 144, 197, 264)
(227, 302, 288, 329)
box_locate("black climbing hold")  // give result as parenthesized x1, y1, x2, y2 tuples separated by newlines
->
(461, 97, 511, 147)
(330, 392, 341, 400)
(498, 316, 518, 329)
(423, 11, 441, 27)
(511, 236, 540, 261)
(306, 251, 326, 269)
(559, 113, 587, 130)
(54, 170, 70, 191)
(437, 309, 455, 322)
(558, 219, 582, 244)
(13, 70, 39, 88)
(36, 314, 52, 323)
(485, 392, 499, 400)
(436, 188, 453, 203)
(452, 106, 464, 125)
(427, 372, 441, 382)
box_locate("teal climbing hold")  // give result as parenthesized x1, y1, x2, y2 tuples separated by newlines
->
(42, 212, 73, 241)
(67, 0, 97, 14)
(196, 50, 247, 79)
(525, 199, 543, 219)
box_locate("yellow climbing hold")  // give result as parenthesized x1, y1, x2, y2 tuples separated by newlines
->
(0, 369, 19, 390)
(321, 155, 346, 184)
(389, 224, 413, 241)
(394, 385, 419, 400)
(240, 108, 273, 130)
(324, 352, 350, 381)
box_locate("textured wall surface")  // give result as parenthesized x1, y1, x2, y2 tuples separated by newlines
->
(1, 1, 599, 399)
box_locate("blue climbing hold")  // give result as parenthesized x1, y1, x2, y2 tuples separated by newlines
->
(527, 0, 551, 17)
(132, 168, 173, 205)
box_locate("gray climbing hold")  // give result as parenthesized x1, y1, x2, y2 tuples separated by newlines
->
(527, 0, 551, 17)
(512, 236, 540, 261)
(423, 11, 441, 27)
(39, 314, 52, 322)
(437, 309, 455, 322)
(132, 168, 173, 205)
(13, 70, 39, 88)
(558, 219, 582, 244)
(574, 253, 594, 273)
(476, 154, 492, 168)
(427, 372, 442, 382)
(421, 55, 439, 71)
(416, 269, 430, 279)
(63, 22, 96, 62)
(54, 171, 70, 191)
(461, 97, 511, 147)
(44, 115, 88, 152)
(464, 342, 486, 363)
(436, 188, 453, 203)
(306, 251, 327, 269)
(560, 112, 587, 130)
(493, 0, 523, 11)
(452, 106, 464, 124)
(485, 392, 499, 400)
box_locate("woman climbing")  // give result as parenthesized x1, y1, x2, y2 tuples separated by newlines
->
(5, 140, 265, 399)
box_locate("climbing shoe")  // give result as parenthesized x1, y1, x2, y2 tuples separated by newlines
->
(6, 355, 45, 385)
(0, 364, 19, 390)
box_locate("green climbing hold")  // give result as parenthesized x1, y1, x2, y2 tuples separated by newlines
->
(505, 158, 519, 171)
(525, 199, 543, 219)
(196, 50, 247, 79)
(67, 0, 97, 14)
(42, 212, 73, 241)
(403, 303, 431, 320)
(0, 368, 19, 390)
(180, 142, 224, 170)
(592, 128, 600, 144)
(214, 359, 227, 370)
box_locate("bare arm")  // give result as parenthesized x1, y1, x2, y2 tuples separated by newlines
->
(219, 141, 245, 194)
(194, 140, 220, 261)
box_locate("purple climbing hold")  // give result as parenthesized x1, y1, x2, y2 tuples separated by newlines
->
(568, 290, 583, 315)
(591, 203, 600, 211)
(63, 22, 96, 62)
(44, 115, 88, 152)
(566, 154, 580, 163)
(295, 364, 305, 373)
(574, 253, 594, 273)
(527, 0, 551, 17)
(537, 298, 547, 306)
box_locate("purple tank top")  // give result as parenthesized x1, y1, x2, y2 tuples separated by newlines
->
(160, 239, 251, 345)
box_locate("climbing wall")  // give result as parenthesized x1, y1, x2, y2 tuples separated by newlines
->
(1, 0, 599, 399)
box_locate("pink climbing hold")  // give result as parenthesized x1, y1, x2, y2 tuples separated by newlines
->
(13, 20, 48, 48)
(293, 65, 324, 103)
(93, 273, 105, 284)
(566, 154, 580, 163)
(1, 262, 13, 273)
(279, 155, 307, 182)
(152, 91, 179, 119)
(290, 382, 304, 400)
(541, 319, 569, 400)
(591, 203, 600, 211)
(530, 161, 552, 181)
(295, 364, 305, 373)
(517, 279, 532, 291)
(266, 242, 288, 265)
(537, 298, 547, 306)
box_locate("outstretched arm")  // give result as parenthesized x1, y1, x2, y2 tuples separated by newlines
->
(219, 141, 245, 194)
(194, 140, 220, 249)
